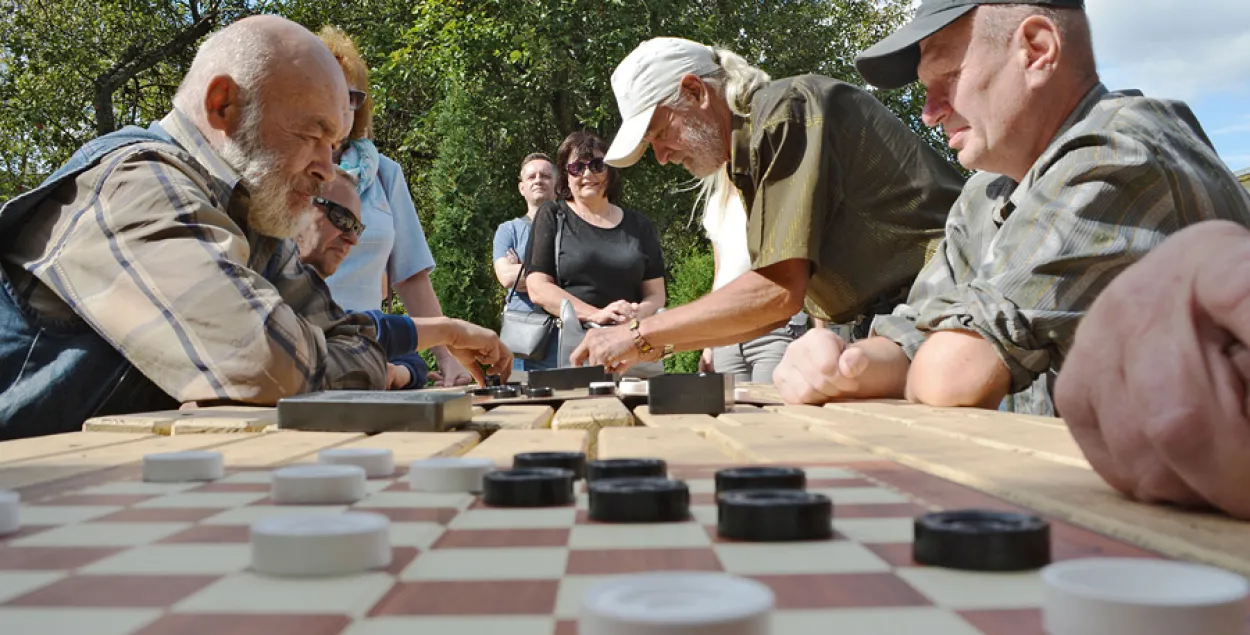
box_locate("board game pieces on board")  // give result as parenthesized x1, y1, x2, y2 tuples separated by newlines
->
(578, 571, 774, 635)
(407, 456, 494, 492)
(482, 467, 576, 507)
(913, 509, 1051, 571)
(250, 512, 391, 577)
(269, 464, 367, 505)
(142, 450, 225, 482)
(318, 447, 395, 477)
(514, 451, 587, 480)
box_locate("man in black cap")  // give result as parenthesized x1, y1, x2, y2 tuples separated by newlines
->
(772, 0, 1250, 417)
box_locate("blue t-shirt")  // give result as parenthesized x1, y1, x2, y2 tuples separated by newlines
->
(494, 216, 538, 313)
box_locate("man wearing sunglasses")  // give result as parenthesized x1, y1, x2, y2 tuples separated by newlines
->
(296, 171, 514, 389)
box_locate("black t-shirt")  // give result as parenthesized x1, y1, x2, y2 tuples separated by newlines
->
(525, 199, 665, 309)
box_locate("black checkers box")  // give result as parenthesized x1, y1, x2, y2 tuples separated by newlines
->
(526, 365, 610, 390)
(647, 372, 735, 415)
(913, 509, 1052, 571)
(588, 477, 690, 523)
(276, 390, 473, 432)
(481, 467, 575, 507)
(513, 451, 587, 480)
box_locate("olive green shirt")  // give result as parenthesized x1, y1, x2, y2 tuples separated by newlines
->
(729, 74, 966, 324)
(871, 83, 1250, 415)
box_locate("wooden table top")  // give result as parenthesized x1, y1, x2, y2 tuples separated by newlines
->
(4, 385, 1247, 578)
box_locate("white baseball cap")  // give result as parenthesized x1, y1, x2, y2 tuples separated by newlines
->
(604, 37, 721, 168)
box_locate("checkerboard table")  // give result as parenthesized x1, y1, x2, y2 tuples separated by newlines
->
(1, 391, 1247, 634)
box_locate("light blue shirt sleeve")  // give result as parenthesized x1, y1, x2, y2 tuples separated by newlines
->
(493, 220, 517, 261)
(378, 156, 436, 283)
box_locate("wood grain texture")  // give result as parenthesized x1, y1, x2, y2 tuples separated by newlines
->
(462, 430, 591, 466)
(632, 406, 728, 431)
(464, 405, 555, 433)
(0, 434, 249, 491)
(82, 406, 277, 435)
(319, 431, 481, 465)
(551, 397, 633, 455)
(703, 423, 881, 464)
(598, 427, 736, 464)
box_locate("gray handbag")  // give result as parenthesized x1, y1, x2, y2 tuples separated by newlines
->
(498, 209, 564, 360)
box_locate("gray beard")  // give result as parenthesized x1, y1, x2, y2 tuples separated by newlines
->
(217, 106, 315, 239)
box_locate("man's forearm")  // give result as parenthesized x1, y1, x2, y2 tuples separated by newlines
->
(637, 262, 805, 351)
(395, 270, 461, 362)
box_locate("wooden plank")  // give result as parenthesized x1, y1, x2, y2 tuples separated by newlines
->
(0, 434, 252, 491)
(632, 406, 729, 431)
(703, 424, 881, 463)
(83, 406, 277, 435)
(717, 411, 814, 426)
(551, 397, 633, 455)
(325, 432, 481, 465)
(782, 404, 1085, 466)
(598, 428, 736, 464)
(464, 405, 555, 433)
(0, 432, 160, 465)
(792, 407, 1250, 577)
(209, 431, 366, 467)
(463, 430, 590, 467)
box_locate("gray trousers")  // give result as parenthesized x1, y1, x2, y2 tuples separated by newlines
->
(712, 325, 797, 384)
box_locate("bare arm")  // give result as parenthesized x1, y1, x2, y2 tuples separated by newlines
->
(635, 278, 666, 318)
(906, 330, 1011, 408)
(526, 271, 602, 321)
(492, 254, 526, 291)
(394, 269, 473, 385)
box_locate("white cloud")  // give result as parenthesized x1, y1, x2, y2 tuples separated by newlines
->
(1214, 116, 1250, 136)
(1087, 0, 1250, 102)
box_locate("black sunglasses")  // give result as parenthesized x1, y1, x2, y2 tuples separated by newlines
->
(566, 157, 607, 177)
(348, 89, 366, 111)
(313, 196, 366, 237)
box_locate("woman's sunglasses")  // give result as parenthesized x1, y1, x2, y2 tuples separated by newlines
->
(566, 157, 607, 177)
(349, 89, 366, 111)
(313, 197, 366, 237)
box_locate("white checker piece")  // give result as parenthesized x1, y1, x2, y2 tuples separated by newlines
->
(7, 522, 192, 547)
(133, 492, 268, 508)
(201, 505, 347, 525)
(0, 572, 66, 603)
(0, 608, 162, 635)
(173, 572, 395, 615)
(714, 541, 891, 575)
(79, 544, 251, 575)
(896, 567, 1043, 609)
(341, 616, 556, 635)
(16, 505, 121, 525)
(568, 522, 710, 549)
(400, 547, 568, 581)
(387, 522, 445, 549)
(447, 507, 576, 530)
(775, 607, 984, 635)
(833, 517, 915, 543)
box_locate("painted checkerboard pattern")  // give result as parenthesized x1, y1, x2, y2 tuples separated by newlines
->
(0, 458, 1228, 635)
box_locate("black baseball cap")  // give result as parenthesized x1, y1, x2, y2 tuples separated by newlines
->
(855, 0, 1085, 90)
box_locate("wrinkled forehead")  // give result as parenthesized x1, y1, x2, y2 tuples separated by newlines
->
(267, 55, 351, 136)
(917, 21, 973, 81)
(521, 159, 553, 178)
(324, 179, 362, 220)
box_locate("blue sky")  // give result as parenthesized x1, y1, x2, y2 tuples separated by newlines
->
(1086, 0, 1250, 172)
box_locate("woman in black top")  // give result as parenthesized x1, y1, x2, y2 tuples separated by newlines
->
(525, 131, 666, 327)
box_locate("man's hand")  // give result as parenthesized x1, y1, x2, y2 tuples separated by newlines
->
(699, 347, 715, 373)
(570, 324, 642, 372)
(386, 363, 412, 390)
(432, 351, 475, 387)
(440, 320, 513, 386)
(1055, 220, 1250, 520)
(772, 331, 910, 404)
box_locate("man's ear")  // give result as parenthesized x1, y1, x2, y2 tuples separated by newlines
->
(1018, 15, 1061, 85)
(678, 74, 708, 108)
(203, 75, 243, 135)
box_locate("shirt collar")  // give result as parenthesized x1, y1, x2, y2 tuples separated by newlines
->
(729, 112, 753, 180)
(153, 108, 245, 207)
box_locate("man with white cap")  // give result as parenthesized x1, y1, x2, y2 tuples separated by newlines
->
(770, 0, 1250, 417)
(570, 37, 964, 372)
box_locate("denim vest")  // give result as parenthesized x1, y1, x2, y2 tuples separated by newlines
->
(0, 124, 182, 439)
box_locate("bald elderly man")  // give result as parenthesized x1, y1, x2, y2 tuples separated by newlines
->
(773, 0, 1250, 416)
(295, 172, 512, 390)
(0, 16, 502, 440)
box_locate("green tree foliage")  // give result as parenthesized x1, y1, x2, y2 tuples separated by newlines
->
(663, 245, 715, 374)
(1, 0, 952, 349)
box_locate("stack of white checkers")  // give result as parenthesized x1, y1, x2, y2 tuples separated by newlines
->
(135, 448, 495, 578)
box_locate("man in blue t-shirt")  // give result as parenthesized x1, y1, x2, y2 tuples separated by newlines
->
(493, 152, 557, 370)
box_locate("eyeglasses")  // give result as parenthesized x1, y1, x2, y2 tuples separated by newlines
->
(313, 196, 366, 237)
(348, 89, 366, 111)
(566, 157, 606, 177)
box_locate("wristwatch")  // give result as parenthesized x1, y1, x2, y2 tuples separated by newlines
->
(629, 319, 673, 361)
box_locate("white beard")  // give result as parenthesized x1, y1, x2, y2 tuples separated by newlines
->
(217, 101, 316, 239)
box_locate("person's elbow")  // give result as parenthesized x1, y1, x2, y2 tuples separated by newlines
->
(906, 330, 1011, 409)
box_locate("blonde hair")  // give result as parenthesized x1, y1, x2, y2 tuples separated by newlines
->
(318, 25, 373, 140)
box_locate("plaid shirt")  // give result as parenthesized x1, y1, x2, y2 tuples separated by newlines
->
(871, 84, 1250, 415)
(1, 108, 387, 405)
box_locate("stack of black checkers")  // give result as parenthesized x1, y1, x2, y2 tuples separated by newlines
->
(584, 458, 689, 523)
(912, 509, 1051, 571)
(715, 466, 832, 542)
